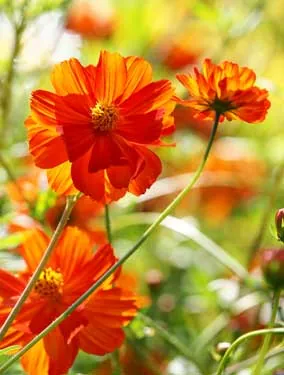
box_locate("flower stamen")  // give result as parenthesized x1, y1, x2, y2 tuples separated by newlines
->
(34, 267, 64, 300)
(91, 103, 118, 131)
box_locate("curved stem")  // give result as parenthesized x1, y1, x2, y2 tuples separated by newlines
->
(253, 289, 282, 375)
(0, 194, 79, 342)
(215, 327, 284, 375)
(0, 112, 220, 371)
(105, 204, 112, 243)
(1, 0, 29, 142)
(248, 163, 284, 264)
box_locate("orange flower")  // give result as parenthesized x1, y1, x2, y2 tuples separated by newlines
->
(175, 59, 270, 123)
(25, 51, 175, 203)
(46, 195, 106, 244)
(95, 345, 167, 375)
(0, 227, 141, 375)
(6, 168, 48, 213)
(65, 0, 116, 39)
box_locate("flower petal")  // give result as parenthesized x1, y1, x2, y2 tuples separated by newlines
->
(44, 326, 79, 375)
(119, 56, 152, 102)
(79, 324, 125, 355)
(129, 147, 162, 196)
(18, 228, 50, 272)
(120, 80, 174, 115)
(116, 110, 163, 144)
(71, 150, 105, 200)
(21, 340, 49, 375)
(51, 58, 95, 96)
(0, 269, 25, 298)
(53, 227, 93, 284)
(88, 134, 128, 173)
(95, 51, 127, 105)
(47, 161, 78, 196)
(25, 115, 68, 169)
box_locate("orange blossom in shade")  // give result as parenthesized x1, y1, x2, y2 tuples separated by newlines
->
(175, 58, 270, 123)
(45, 195, 106, 244)
(95, 345, 167, 375)
(25, 51, 176, 203)
(0, 227, 143, 375)
(65, 0, 116, 40)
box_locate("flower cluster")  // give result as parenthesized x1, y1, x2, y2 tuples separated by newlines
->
(0, 49, 272, 375)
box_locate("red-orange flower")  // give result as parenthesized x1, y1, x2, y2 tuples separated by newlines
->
(25, 51, 175, 203)
(175, 59, 270, 123)
(0, 227, 142, 375)
(65, 0, 116, 40)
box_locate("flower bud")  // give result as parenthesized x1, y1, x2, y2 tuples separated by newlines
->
(261, 248, 284, 289)
(275, 208, 284, 242)
(215, 342, 231, 356)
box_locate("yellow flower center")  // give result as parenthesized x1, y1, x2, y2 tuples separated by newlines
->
(91, 103, 118, 131)
(34, 267, 64, 300)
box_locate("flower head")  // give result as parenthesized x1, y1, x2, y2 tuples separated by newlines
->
(0, 227, 142, 375)
(65, 0, 116, 39)
(261, 248, 284, 289)
(25, 51, 175, 203)
(175, 59, 270, 123)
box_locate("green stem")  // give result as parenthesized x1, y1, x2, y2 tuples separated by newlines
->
(139, 313, 205, 374)
(105, 204, 112, 243)
(1, 0, 29, 142)
(227, 346, 284, 374)
(215, 327, 284, 375)
(248, 163, 284, 264)
(253, 289, 282, 375)
(0, 194, 79, 342)
(0, 112, 220, 372)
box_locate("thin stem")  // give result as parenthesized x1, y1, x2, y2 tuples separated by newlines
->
(226, 346, 284, 374)
(105, 206, 121, 374)
(105, 204, 112, 243)
(253, 289, 282, 375)
(0, 194, 79, 342)
(1, 0, 29, 142)
(139, 313, 205, 374)
(111, 350, 122, 375)
(0, 113, 220, 371)
(215, 327, 284, 375)
(248, 163, 284, 264)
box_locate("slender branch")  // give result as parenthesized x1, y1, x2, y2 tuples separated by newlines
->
(226, 346, 284, 374)
(0, 194, 79, 342)
(105, 204, 112, 243)
(248, 163, 284, 264)
(253, 289, 282, 375)
(139, 313, 205, 374)
(1, 0, 30, 142)
(0, 112, 221, 371)
(215, 328, 284, 375)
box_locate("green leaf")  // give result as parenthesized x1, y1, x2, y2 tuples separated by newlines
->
(0, 233, 25, 251)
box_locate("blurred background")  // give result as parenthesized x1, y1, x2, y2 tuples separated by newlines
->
(0, 0, 284, 374)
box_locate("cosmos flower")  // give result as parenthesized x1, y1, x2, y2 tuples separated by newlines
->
(0, 227, 142, 375)
(175, 59, 270, 123)
(65, 0, 116, 40)
(25, 51, 175, 203)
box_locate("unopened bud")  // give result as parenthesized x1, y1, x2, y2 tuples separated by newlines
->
(275, 209, 284, 242)
(261, 248, 284, 289)
(215, 342, 231, 355)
